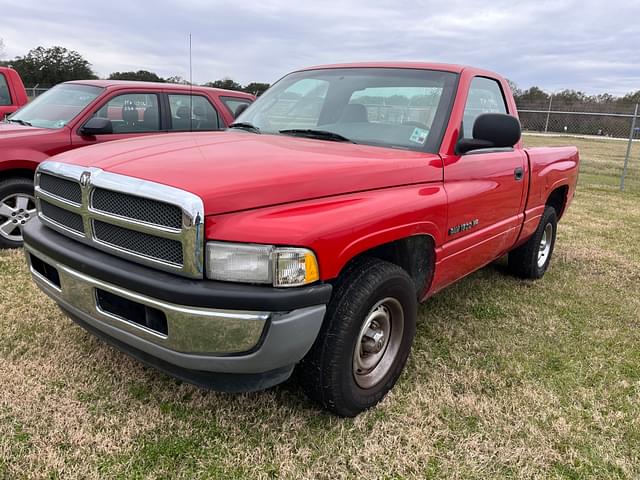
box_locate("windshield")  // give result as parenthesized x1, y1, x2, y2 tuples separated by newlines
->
(8, 84, 103, 129)
(235, 68, 458, 152)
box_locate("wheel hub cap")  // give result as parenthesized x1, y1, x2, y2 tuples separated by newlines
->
(537, 223, 553, 268)
(362, 321, 386, 354)
(0, 193, 36, 242)
(353, 297, 405, 389)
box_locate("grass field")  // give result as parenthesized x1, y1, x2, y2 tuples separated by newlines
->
(1, 135, 639, 479)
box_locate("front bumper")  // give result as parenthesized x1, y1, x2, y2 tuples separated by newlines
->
(23, 219, 331, 392)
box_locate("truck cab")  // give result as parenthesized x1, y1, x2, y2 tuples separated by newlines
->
(0, 67, 28, 118)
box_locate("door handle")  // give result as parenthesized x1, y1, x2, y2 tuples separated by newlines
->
(514, 167, 524, 181)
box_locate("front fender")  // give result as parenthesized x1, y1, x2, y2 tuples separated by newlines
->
(0, 159, 41, 175)
(205, 183, 447, 280)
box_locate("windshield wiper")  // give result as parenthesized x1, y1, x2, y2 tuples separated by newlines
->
(8, 118, 32, 126)
(229, 122, 260, 133)
(279, 129, 354, 143)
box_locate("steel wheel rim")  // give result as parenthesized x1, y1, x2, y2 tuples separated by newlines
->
(537, 223, 553, 268)
(0, 193, 36, 242)
(353, 297, 404, 389)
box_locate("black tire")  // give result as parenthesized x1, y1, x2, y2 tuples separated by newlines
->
(299, 258, 417, 417)
(508, 206, 558, 279)
(0, 177, 36, 249)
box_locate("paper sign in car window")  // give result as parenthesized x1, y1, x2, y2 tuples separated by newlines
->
(409, 127, 429, 144)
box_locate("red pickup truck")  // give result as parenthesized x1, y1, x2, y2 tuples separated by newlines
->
(22, 63, 579, 416)
(0, 80, 254, 247)
(0, 67, 28, 118)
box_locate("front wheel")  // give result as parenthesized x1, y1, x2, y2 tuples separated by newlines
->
(0, 177, 37, 249)
(508, 206, 558, 279)
(299, 258, 417, 417)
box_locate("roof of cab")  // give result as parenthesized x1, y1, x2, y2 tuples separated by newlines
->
(297, 62, 467, 74)
(63, 79, 255, 98)
(294, 62, 506, 84)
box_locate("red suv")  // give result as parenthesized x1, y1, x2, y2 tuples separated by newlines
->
(0, 80, 254, 247)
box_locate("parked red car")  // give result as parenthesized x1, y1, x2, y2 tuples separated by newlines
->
(0, 67, 28, 118)
(0, 80, 254, 247)
(23, 63, 579, 416)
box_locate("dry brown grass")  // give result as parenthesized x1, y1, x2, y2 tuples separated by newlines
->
(1, 135, 639, 479)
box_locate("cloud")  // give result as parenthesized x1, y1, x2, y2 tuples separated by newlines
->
(2, 0, 639, 95)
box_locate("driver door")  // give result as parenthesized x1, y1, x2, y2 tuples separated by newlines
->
(436, 76, 526, 289)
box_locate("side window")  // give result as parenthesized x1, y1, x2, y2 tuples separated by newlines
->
(221, 97, 252, 118)
(93, 93, 160, 133)
(0, 74, 11, 106)
(168, 95, 220, 131)
(463, 77, 507, 138)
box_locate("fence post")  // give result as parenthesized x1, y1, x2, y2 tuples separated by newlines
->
(620, 103, 638, 191)
(544, 94, 553, 133)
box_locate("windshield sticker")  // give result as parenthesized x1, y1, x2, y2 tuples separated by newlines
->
(409, 127, 429, 145)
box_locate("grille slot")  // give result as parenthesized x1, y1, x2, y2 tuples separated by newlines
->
(39, 174, 82, 204)
(93, 220, 183, 266)
(96, 288, 168, 335)
(92, 188, 182, 229)
(40, 201, 85, 234)
(29, 253, 61, 288)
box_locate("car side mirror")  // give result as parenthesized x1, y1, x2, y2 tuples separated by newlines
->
(456, 113, 521, 154)
(79, 117, 113, 136)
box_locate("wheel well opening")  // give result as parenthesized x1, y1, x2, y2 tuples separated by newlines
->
(546, 186, 568, 219)
(0, 169, 36, 183)
(340, 235, 435, 299)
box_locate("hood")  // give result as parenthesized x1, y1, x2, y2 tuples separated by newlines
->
(50, 131, 443, 215)
(0, 122, 57, 140)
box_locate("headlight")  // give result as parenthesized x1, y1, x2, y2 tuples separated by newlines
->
(206, 242, 319, 287)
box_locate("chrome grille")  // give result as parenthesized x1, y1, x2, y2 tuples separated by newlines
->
(93, 220, 183, 265)
(92, 188, 182, 229)
(40, 200, 85, 234)
(39, 173, 82, 204)
(34, 162, 205, 278)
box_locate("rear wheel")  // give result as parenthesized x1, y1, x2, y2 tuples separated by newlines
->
(299, 258, 417, 417)
(0, 177, 36, 249)
(508, 206, 558, 279)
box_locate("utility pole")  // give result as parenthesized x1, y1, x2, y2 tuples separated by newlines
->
(620, 103, 638, 191)
(544, 94, 553, 133)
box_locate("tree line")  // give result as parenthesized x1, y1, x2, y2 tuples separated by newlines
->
(0, 45, 270, 95)
(509, 82, 640, 113)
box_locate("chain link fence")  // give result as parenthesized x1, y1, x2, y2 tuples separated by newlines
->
(517, 99, 639, 139)
(25, 87, 49, 98)
(517, 99, 639, 192)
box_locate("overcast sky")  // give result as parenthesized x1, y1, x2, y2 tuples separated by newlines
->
(1, 0, 638, 95)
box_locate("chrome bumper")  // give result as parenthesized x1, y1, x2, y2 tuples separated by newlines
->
(25, 245, 327, 376)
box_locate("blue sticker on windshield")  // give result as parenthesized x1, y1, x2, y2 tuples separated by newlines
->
(409, 127, 429, 144)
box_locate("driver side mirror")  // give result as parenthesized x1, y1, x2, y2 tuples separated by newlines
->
(79, 117, 113, 136)
(456, 113, 521, 154)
